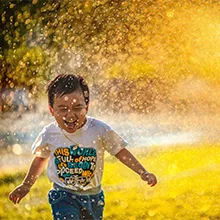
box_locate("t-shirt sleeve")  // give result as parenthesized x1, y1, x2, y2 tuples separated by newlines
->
(103, 125, 128, 156)
(31, 128, 51, 158)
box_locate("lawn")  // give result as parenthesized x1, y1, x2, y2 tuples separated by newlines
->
(1, 144, 220, 220)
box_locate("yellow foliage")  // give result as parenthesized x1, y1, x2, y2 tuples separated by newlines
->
(108, 57, 155, 80)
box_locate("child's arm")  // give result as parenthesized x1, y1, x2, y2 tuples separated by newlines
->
(9, 155, 49, 204)
(115, 148, 157, 187)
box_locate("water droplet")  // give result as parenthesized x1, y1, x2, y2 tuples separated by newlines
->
(24, 204, 31, 210)
(12, 144, 22, 155)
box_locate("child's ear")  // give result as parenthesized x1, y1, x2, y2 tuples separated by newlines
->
(49, 105, 54, 116)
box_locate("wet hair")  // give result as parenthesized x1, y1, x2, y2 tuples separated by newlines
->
(47, 74, 89, 107)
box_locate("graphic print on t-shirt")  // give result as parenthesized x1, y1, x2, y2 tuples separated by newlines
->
(54, 145, 97, 187)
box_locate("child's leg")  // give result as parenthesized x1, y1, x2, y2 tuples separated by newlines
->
(48, 189, 80, 220)
(48, 189, 105, 220)
(81, 191, 105, 220)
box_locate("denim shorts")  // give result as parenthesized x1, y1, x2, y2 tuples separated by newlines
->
(48, 189, 105, 220)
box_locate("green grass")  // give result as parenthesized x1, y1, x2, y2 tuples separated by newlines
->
(1, 144, 220, 219)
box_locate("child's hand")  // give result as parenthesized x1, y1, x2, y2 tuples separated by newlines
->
(9, 183, 31, 204)
(140, 172, 157, 187)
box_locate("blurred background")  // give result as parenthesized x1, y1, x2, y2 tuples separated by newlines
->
(1, 0, 220, 219)
(1, 0, 220, 164)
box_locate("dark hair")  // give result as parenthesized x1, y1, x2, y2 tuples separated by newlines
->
(47, 74, 89, 107)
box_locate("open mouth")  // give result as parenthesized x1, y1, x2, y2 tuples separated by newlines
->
(64, 120, 79, 129)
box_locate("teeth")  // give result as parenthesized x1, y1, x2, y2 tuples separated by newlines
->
(65, 119, 76, 123)
(62, 117, 74, 122)
(64, 120, 78, 127)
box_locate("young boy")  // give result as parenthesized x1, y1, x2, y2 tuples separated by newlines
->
(9, 74, 157, 220)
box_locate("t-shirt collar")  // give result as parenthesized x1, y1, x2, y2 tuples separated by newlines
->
(56, 116, 91, 135)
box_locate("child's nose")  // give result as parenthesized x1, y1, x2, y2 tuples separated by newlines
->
(65, 109, 77, 118)
(68, 109, 76, 115)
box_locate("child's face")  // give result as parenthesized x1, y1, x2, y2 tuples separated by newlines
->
(50, 90, 88, 133)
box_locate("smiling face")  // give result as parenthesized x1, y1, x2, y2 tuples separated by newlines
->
(50, 90, 88, 133)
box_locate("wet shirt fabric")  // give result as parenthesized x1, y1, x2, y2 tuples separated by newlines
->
(32, 116, 127, 193)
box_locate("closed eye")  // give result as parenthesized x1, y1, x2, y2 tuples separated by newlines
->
(59, 108, 68, 112)
(72, 104, 86, 110)
(73, 106, 84, 110)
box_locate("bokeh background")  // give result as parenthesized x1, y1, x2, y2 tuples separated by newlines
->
(1, 0, 220, 219)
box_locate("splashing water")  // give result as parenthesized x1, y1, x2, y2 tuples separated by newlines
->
(0, 108, 219, 171)
(1, 0, 220, 171)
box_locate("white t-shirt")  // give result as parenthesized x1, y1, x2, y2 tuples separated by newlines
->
(32, 116, 127, 192)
